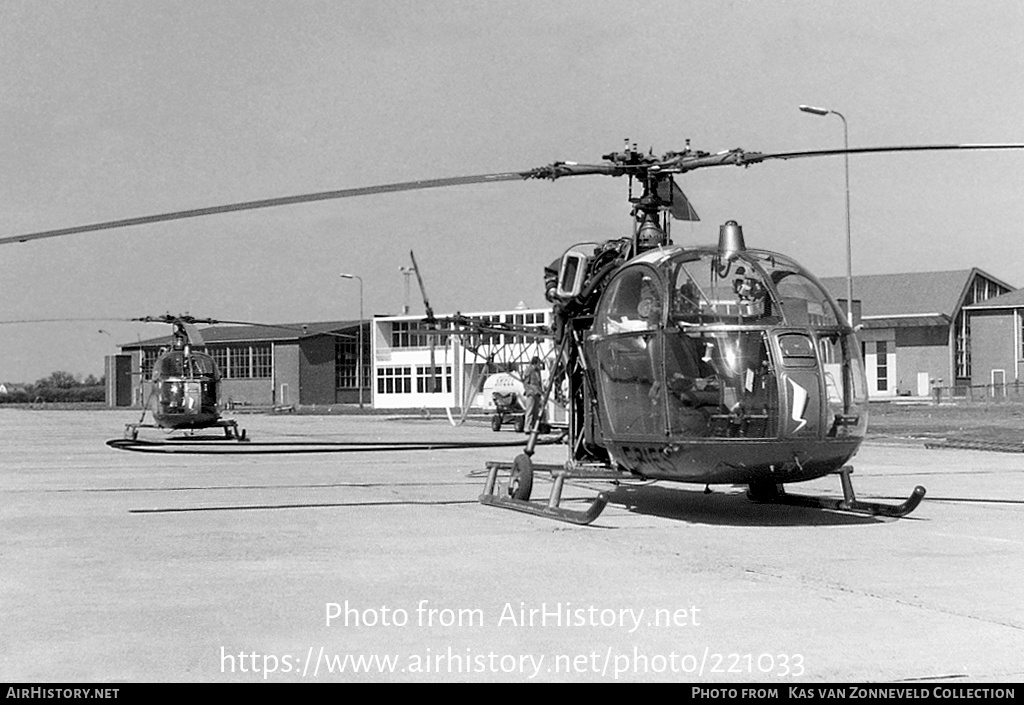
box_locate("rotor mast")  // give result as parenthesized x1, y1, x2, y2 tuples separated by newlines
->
(607, 140, 677, 256)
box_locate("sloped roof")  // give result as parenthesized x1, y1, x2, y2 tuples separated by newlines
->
(963, 288, 1024, 310)
(819, 269, 1012, 318)
(860, 314, 951, 329)
(124, 319, 360, 348)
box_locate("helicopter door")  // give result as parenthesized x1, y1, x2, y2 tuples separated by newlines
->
(591, 267, 666, 437)
(183, 381, 202, 413)
(774, 332, 825, 437)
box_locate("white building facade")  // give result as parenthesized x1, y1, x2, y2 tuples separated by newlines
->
(371, 307, 553, 410)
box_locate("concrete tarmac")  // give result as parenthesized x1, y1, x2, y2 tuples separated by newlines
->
(1, 408, 1022, 683)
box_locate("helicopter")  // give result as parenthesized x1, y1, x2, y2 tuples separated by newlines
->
(0, 312, 344, 442)
(124, 314, 248, 441)
(4, 137, 1024, 523)
(121, 314, 358, 442)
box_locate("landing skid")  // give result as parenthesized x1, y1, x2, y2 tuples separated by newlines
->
(747, 465, 926, 518)
(479, 455, 613, 525)
(123, 418, 248, 442)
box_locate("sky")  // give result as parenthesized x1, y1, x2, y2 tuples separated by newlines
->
(2, 0, 1023, 382)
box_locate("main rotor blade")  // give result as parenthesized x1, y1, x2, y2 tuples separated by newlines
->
(758, 143, 1024, 162)
(671, 143, 1024, 172)
(0, 171, 530, 246)
(6, 142, 1023, 246)
(0, 317, 130, 324)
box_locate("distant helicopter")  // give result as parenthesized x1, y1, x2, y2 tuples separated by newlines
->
(125, 314, 247, 441)
(3, 136, 1024, 522)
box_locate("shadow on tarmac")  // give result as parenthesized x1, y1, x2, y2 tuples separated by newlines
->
(601, 484, 884, 527)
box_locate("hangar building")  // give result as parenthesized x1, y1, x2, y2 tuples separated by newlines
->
(820, 269, 1014, 397)
(962, 289, 1024, 394)
(111, 320, 370, 408)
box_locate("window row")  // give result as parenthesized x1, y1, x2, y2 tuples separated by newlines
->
(390, 321, 450, 349)
(389, 314, 548, 349)
(141, 344, 272, 380)
(209, 345, 273, 379)
(377, 365, 453, 394)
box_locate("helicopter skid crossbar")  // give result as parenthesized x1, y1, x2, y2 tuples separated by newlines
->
(479, 461, 610, 525)
(752, 466, 926, 518)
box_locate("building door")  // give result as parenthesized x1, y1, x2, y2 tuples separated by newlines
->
(991, 369, 1006, 399)
(916, 372, 931, 397)
(105, 354, 133, 407)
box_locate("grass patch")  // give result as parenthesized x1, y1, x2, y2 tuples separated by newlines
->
(867, 401, 1024, 443)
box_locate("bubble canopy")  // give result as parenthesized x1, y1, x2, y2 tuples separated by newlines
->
(596, 246, 846, 334)
(152, 351, 220, 380)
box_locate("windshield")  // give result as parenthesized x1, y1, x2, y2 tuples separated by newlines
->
(670, 249, 842, 328)
(595, 266, 664, 335)
(153, 351, 220, 380)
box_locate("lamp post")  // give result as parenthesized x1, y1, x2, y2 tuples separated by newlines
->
(399, 266, 415, 314)
(339, 273, 364, 409)
(799, 104, 854, 327)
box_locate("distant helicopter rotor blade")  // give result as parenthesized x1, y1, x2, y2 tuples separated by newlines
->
(151, 316, 357, 340)
(0, 172, 532, 246)
(204, 319, 356, 340)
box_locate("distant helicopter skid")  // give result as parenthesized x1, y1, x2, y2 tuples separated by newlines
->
(123, 416, 247, 442)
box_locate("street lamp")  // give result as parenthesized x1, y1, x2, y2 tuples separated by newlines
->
(799, 104, 854, 326)
(399, 266, 415, 314)
(339, 273, 364, 409)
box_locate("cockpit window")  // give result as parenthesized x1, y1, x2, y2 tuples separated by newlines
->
(596, 267, 663, 335)
(668, 250, 842, 328)
(759, 263, 841, 327)
(152, 351, 219, 380)
(672, 255, 774, 324)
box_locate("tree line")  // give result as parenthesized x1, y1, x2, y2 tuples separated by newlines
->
(0, 371, 106, 404)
